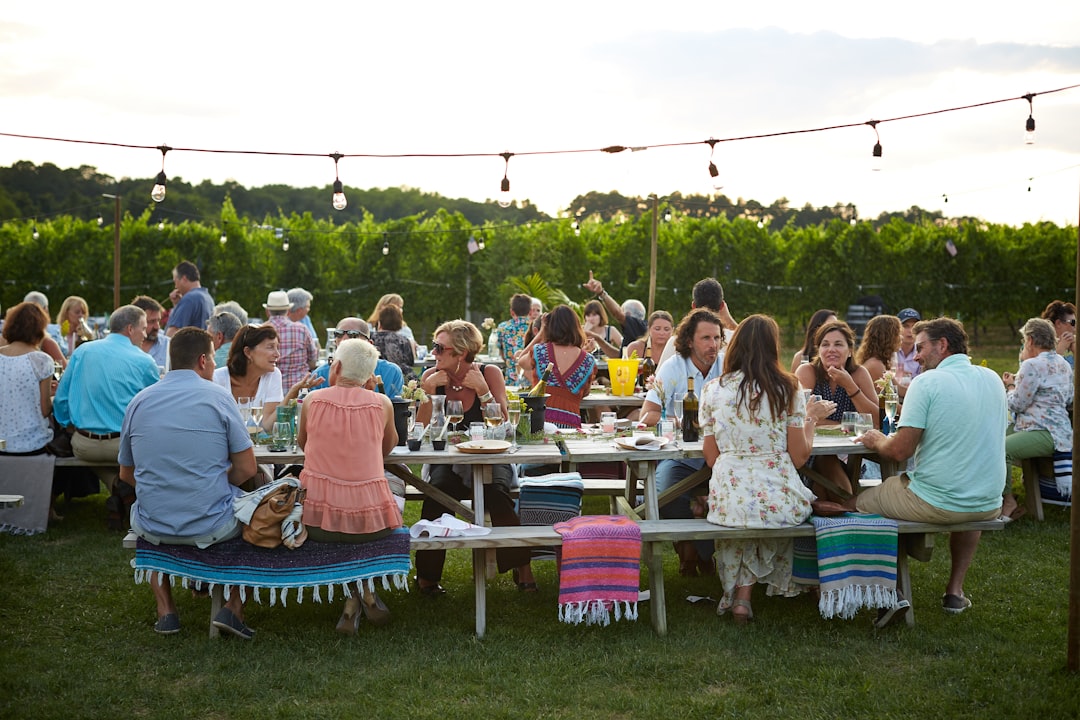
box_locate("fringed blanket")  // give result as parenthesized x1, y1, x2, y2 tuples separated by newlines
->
(810, 513, 899, 619)
(519, 473, 584, 562)
(132, 527, 411, 605)
(553, 515, 640, 626)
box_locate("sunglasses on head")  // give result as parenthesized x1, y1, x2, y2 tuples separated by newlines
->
(335, 329, 368, 340)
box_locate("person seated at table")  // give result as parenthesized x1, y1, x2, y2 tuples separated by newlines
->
(17, 290, 66, 369)
(519, 306, 597, 429)
(368, 292, 417, 348)
(999, 318, 1073, 520)
(856, 317, 1005, 623)
(789, 308, 836, 372)
(703, 315, 819, 624)
(207, 310, 243, 368)
(213, 325, 323, 435)
(313, 318, 403, 399)
(625, 310, 674, 369)
(582, 300, 623, 359)
(371, 304, 417, 382)
(121, 328, 259, 637)
(131, 295, 169, 369)
(1040, 300, 1076, 366)
(55, 295, 92, 359)
(794, 320, 879, 501)
(414, 319, 535, 594)
(296, 337, 402, 635)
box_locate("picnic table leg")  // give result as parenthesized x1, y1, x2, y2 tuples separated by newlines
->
(473, 465, 489, 637)
(897, 539, 915, 627)
(645, 539, 668, 636)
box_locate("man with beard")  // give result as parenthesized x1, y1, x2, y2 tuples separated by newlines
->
(132, 295, 169, 369)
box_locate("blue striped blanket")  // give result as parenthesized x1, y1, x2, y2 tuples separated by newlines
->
(132, 527, 411, 606)
(791, 513, 899, 619)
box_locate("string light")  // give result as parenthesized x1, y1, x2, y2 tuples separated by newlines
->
(220, 229, 228, 244)
(571, 219, 580, 237)
(867, 121, 882, 171)
(96, 214, 104, 227)
(32, 224, 39, 239)
(382, 232, 389, 256)
(707, 138, 721, 189)
(158, 220, 165, 230)
(150, 144, 171, 202)
(282, 237, 289, 251)
(498, 152, 513, 208)
(663, 208, 672, 222)
(477, 234, 486, 250)
(330, 152, 347, 210)
(1023, 93, 1036, 144)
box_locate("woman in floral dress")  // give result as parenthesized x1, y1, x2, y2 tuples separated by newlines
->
(702, 314, 829, 624)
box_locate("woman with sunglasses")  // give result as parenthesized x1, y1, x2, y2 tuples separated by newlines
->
(413, 319, 536, 595)
(1040, 300, 1076, 366)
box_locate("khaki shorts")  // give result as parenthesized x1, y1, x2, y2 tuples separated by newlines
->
(856, 474, 1002, 523)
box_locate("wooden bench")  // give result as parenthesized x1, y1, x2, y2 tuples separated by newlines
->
(128, 517, 1003, 637)
(1021, 457, 1072, 521)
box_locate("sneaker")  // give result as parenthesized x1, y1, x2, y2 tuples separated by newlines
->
(942, 593, 972, 614)
(873, 599, 911, 629)
(153, 613, 181, 635)
(212, 608, 255, 640)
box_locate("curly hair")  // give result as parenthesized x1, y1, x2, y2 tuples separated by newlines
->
(811, 320, 858, 386)
(227, 324, 278, 378)
(855, 315, 901, 367)
(673, 308, 723, 359)
(722, 314, 797, 421)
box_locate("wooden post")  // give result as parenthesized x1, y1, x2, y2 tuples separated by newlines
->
(104, 193, 121, 310)
(1069, 177, 1080, 673)
(648, 195, 659, 316)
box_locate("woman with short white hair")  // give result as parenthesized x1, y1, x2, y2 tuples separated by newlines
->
(296, 339, 401, 635)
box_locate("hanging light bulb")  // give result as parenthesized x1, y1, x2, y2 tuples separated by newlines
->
(158, 220, 165, 231)
(706, 138, 723, 190)
(382, 240, 390, 256)
(97, 214, 104, 227)
(478, 235, 486, 250)
(330, 153, 347, 210)
(867, 121, 883, 171)
(663, 208, 672, 222)
(571, 219, 580, 237)
(282, 238, 289, 251)
(32, 224, 39, 240)
(220, 231, 228, 244)
(497, 151, 514, 208)
(150, 145, 171, 202)
(1023, 93, 1036, 144)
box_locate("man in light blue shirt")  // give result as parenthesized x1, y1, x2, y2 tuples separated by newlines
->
(314, 318, 403, 398)
(639, 309, 725, 576)
(857, 317, 1005, 620)
(53, 305, 160, 501)
(120, 327, 257, 637)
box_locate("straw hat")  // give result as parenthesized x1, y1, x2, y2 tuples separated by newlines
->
(263, 290, 291, 311)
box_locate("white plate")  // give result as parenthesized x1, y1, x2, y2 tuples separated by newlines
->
(455, 440, 512, 454)
(614, 435, 670, 451)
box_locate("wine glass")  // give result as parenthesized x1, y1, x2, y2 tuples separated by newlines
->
(445, 399, 464, 433)
(673, 393, 684, 439)
(483, 402, 503, 440)
(507, 400, 521, 449)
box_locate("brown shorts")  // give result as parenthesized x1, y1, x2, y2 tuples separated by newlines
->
(856, 474, 1001, 523)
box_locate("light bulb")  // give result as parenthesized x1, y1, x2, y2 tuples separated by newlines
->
(497, 177, 512, 208)
(663, 208, 672, 222)
(757, 220, 765, 229)
(478, 237, 486, 250)
(849, 217, 857, 226)
(32, 225, 39, 240)
(872, 141, 883, 171)
(158, 221, 165, 231)
(220, 232, 228, 244)
(282, 240, 289, 252)
(382, 240, 390, 256)
(151, 171, 167, 202)
(97, 214, 104, 227)
(1024, 115, 1036, 145)
(332, 179, 347, 210)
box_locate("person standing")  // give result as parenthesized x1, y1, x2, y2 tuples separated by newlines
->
(165, 261, 214, 337)
(495, 293, 532, 385)
(121, 327, 258, 637)
(856, 317, 1005, 624)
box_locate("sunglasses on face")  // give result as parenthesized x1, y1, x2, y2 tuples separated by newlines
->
(1066, 318, 1077, 327)
(431, 342, 446, 355)
(335, 330, 368, 340)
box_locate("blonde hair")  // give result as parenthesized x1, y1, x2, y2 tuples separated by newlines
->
(368, 293, 404, 325)
(334, 338, 379, 383)
(433, 319, 483, 362)
(57, 295, 89, 327)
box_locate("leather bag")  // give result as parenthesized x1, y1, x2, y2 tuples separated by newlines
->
(241, 482, 306, 549)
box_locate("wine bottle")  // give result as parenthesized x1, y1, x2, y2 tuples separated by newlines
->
(528, 363, 554, 397)
(641, 355, 656, 380)
(682, 377, 700, 442)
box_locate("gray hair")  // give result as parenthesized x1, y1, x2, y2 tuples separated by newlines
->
(109, 305, 146, 334)
(1022, 317, 1057, 351)
(208, 311, 243, 343)
(213, 300, 249, 327)
(334, 338, 378, 383)
(530, 297, 543, 310)
(287, 288, 313, 312)
(23, 291, 49, 309)
(622, 299, 646, 321)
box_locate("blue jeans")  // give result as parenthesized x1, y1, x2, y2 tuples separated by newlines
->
(656, 458, 712, 562)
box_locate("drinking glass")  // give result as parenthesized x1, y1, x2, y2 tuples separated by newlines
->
(483, 402, 503, 439)
(841, 411, 859, 435)
(507, 400, 521, 449)
(445, 399, 464, 433)
(271, 422, 291, 451)
(600, 411, 617, 434)
(469, 422, 486, 443)
(855, 413, 875, 436)
(672, 393, 684, 439)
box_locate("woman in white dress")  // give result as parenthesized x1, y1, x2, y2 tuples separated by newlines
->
(702, 314, 832, 624)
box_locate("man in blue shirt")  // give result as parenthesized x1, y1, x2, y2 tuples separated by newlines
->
(314, 318, 403, 399)
(640, 309, 725, 576)
(53, 305, 160, 510)
(857, 317, 1005, 624)
(165, 260, 214, 337)
(121, 327, 258, 637)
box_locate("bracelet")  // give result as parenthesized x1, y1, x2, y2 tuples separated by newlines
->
(478, 391, 494, 403)
(849, 387, 862, 398)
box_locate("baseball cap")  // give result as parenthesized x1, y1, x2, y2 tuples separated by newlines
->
(897, 308, 921, 323)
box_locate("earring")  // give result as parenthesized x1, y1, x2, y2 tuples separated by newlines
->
(456, 360, 461, 373)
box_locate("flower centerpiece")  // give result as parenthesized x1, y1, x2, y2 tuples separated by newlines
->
(400, 379, 428, 406)
(646, 375, 667, 419)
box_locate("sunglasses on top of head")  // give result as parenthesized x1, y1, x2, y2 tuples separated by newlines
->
(335, 329, 368, 340)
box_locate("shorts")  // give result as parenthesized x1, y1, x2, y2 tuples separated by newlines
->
(856, 474, 1002, 523)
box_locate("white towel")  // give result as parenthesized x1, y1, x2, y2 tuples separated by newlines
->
(409, 512, 492, 538)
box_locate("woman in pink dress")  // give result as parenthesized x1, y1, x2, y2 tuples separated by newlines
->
(296, 338, 401, 635)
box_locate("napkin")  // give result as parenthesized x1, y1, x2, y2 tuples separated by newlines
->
(621, 435, 664, 451)
(409, 513, 492, 538)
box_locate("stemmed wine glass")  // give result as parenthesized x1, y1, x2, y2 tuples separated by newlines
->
(507, 400, 521, 449)
(445, 399, 464, 433)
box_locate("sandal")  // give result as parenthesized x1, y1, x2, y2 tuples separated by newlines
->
(731, 598, 755, 626)
(512, 568, 539, 592)
(336, 597, 361, 636)
(360, 588, 391, 626)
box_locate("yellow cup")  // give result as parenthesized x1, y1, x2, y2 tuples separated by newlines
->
(607, 358, 640, 396)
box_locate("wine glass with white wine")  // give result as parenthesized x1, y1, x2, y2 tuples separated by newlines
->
(445, 399, 464, 434)
(507, 400, 521, 449)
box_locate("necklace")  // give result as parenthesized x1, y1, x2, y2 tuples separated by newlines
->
(445, 366, 469, 392)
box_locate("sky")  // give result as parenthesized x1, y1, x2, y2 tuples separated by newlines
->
(1, 2, 1079, 227)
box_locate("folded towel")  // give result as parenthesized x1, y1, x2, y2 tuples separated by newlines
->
(409, 513, 492, 538)
(554, 515, 641, 626)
